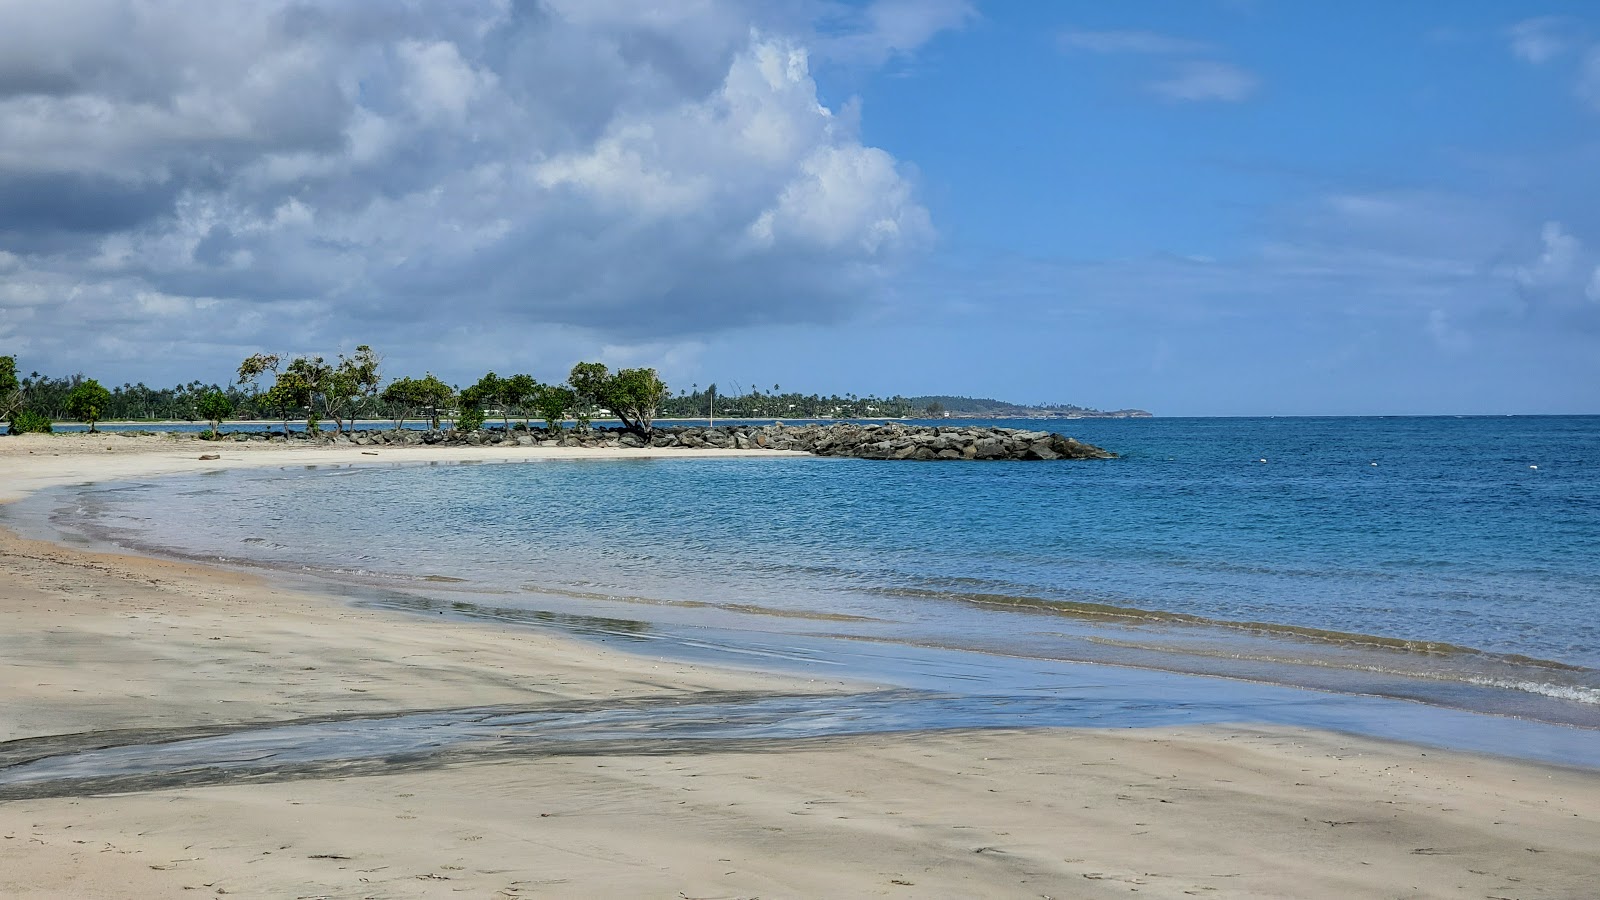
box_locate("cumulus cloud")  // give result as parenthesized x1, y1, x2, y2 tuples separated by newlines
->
(0, 0, 941, 382)
(1499, 221, 1600, 325)
(1512, 221, 1581, 292)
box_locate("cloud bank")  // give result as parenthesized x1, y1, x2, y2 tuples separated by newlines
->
(0, 1, 941, 379)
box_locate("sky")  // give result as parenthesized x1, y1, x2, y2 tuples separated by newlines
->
(1, 0, 1597, 416)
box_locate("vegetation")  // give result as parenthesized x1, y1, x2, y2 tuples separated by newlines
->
(8, 409, 51, 434)
(0, 355, 22, 424)
(196, 389, 234, 439)
(531, 382, 577, 434)
(568, 363, 668, 438)
(454, 382, 487, 433)
(380, 374, 454, 430)
(1, 346, 1141, 435)
(65, 379, 111, 433)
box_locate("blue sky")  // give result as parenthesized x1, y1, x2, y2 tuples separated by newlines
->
(1, 1, 1596, 415)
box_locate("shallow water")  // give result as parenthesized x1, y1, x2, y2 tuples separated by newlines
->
(8, 415, 1600, 747)
(8, 662, 1600, 800)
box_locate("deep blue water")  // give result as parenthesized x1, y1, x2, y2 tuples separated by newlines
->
(20, 415, 1600, 728)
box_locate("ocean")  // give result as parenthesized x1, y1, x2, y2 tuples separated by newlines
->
(13, 415, 1600, 747)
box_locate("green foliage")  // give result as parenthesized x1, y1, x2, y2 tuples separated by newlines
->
(236, 353, 280, 394)
(469, 371, 512, 430)
(196, 389, 234, 439)
(566, 362, 609, 404)
(531, 382, 576, 433)
(566, 362, 668, 437)
(8, 408, 51, 434)
(321, 345, 382, 433)
(608, 367, 668, 436)
(455, 385, 486, 432)
(65, 379, 111, 432)
(239, 345, 379, 435)
(0, 355, 21, 422)
(502, 373, 538, 426)
(263, 369, 312, 435)
(382, 373, 453, 429)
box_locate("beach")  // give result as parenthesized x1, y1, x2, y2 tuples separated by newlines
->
(2, 434, 1598, 898)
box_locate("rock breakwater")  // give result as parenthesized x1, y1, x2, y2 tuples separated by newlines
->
(225, 422, 1116, 461)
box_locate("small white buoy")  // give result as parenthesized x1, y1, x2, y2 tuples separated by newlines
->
(1529, 464, 1538, 470)
(1370, 462, 1378, 467)
(1258, 458, 1268, 463)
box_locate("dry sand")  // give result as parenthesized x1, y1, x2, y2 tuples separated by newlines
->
(1, 433, 1597, 898)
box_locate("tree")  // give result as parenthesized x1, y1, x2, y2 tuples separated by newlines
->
(263, 370, 313, 435)
(381, 376, 421, 430)
(238, 353, 294, 435)
(608, 367, 668, 437)
(0, 355, 23, 425)
(567, 362, 609, 408)
(320, 345, 381, 434)
(284, 345, 380, 435)
(531, 382, 576, 434)
(416, 375, 454, 429)
(197, 389, 234, 439)
(925, 401, 945, 418)
(65, 379, 111, 432)
(455, 385, 486, 432)
(567, 362, 667, 438)
(380, 374, 454, 430)
(503, 373, 538, 428)
(469, 371, 511, 431)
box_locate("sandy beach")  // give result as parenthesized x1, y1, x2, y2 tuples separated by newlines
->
(1, 433, 1598, 898)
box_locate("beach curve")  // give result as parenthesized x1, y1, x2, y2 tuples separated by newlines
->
(2, 433, 1599, 897)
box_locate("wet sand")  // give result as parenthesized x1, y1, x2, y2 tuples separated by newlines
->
(2, 434, 1598, 897)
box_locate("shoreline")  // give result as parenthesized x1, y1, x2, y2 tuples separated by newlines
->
(2, 436, 1599, 896)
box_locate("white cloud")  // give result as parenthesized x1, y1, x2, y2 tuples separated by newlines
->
(1513, 221, 1580, 291)
(398, 40, 496, 123)
(1056, 27, 1256, 104)
(1507, 16, 1578, 64)
(819, 0, 976, 66)
(1149, 61, 1258, 102)
(0, 2, 939, 383)
(759, 143, 930, 252)
(1498, 221, 1600, 318)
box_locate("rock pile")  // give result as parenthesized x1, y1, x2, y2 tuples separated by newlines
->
(225, 422, 1115, 460)
(662, 422, 1115, 460)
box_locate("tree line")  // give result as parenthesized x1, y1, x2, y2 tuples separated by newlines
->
(2, 347, 1009, 438)
(2, 348, 671, 438)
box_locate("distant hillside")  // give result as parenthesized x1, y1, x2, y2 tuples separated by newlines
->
(907, 396, 1152, 418)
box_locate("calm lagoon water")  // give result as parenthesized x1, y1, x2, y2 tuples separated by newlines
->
(17, 415, 1600, 736)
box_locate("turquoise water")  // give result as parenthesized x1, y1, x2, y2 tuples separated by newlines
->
(20, 415, 1600, 729)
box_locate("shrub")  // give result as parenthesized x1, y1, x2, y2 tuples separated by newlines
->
(455, 403, 485, 432)
(9, 409, 52, 434)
